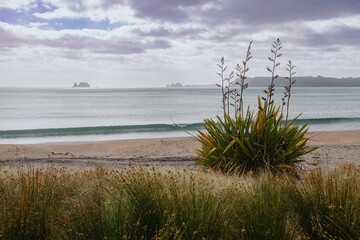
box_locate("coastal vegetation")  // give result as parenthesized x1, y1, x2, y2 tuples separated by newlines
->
(197, 39, 317, 175)
(0, 165, 359, 239)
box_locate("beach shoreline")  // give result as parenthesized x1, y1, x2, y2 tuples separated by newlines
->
(0, 130, 359, 171)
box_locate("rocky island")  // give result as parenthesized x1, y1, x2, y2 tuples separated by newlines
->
(166, 82, 183, 88)
(72, 82, 90, 88)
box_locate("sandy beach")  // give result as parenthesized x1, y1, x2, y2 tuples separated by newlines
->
(0, 130, 359, 171)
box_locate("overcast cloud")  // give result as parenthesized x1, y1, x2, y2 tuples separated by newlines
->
(0, 0, 359, 88)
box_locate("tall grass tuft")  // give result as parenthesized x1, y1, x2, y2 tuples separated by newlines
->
(294, 164, 360, 239)
(62, 168, 127, 239)
(114, 168, 225, 239)
(0, 167, 67, 240)
(225, 174, 300, 240)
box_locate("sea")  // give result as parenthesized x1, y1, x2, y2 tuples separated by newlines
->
(0, 87, 360, 144)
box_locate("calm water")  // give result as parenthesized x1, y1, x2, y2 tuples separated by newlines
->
(0, 87, 359, 143)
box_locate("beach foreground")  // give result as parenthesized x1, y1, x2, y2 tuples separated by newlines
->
(0, 130, 359, 170)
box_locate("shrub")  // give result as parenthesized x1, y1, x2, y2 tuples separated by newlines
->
(197, 39, 317, 175)
(197, 99, 315, 175)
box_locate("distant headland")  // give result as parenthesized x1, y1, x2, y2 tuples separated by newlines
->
(244, 76, 360, 87)
(72, 82, 90, 88)
(166, 76, 360, 88)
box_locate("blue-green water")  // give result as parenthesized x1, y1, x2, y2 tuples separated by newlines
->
(0, 87, 359, 143)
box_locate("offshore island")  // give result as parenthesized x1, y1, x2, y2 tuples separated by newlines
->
(72, 82, 91, 88)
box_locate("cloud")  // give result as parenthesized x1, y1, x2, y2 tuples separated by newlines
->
(0, 26, 24, 49)
(152, 0, 360, 26)
(33, 0, 136, 24)
(0, 23, 172, 55)
(302, 26, 360, 48)
(127, 0, 210, 22)
(1, 0, 360, 87)
(133, 26, 206, 39)
(0, 0, 35, 10)
(233, 0, 359, 24)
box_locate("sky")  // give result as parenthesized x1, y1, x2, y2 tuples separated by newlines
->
(0, 0, 360, 88)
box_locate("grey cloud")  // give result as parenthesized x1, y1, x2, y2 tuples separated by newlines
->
(14, 0, 360, 28)
(0, 28, 25, 50)
(127, 0, 209, 22)
(100, 0, 126, 9)
(103, 0, 360, 49)
(133, 26, 206, 38)
(194, 0, 360, 28)
(45, 36, 171, 54)
(145, 39, 172, 49)
(0, 26, 172, 55)
(42, 35, 171, 54)
(2, 1, 360, 60)
(121, 0, 360, 26)
(301, 26, 360, 48)
(61, 0, 105, 12)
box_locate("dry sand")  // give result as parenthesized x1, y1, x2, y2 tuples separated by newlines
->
(0, 130, 359, 171)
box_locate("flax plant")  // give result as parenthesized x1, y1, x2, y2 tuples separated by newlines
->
(235, 40, 253, 118)
(283, 60, 296, 121)
(216, 57, 234, 118)
(197, 39, 317, 175)
(264, 38, 282, 106)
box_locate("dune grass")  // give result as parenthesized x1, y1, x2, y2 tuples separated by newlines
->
(0, 164, 359, 240)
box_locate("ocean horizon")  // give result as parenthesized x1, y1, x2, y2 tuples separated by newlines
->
(1, 87, 360, 144)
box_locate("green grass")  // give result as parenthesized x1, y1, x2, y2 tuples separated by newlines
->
(0, 164, 359, 239)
